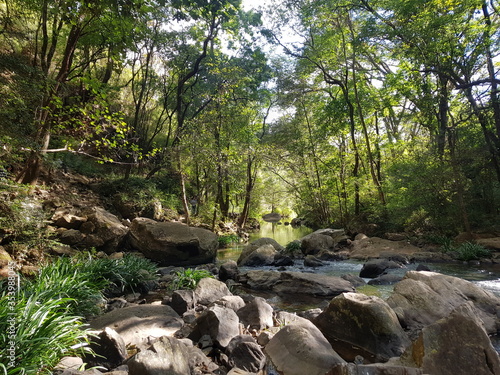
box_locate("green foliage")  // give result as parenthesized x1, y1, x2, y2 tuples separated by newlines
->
(443, 242, 491, 262)
(218, 234, 240, 247)
(0, 252, 158, 374)
(284, 240, 302, 256)
(170, 268, 214, 290)
(0, 289, 91, 375)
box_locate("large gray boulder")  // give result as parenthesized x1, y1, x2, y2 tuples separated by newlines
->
(226, 335, 266, 373)
(240, 270, 355, 297)
(400, 302, 500, 375)
(88, 305, 183, 350)
(314, 293, 411, 363)
(386, 271, 500, 335)
(129, 218, 218, 266)
(238, 244, 278, 266)
(265, 317, 345, 375)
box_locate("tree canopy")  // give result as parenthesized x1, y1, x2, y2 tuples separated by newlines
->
(0, 0, 499, 235)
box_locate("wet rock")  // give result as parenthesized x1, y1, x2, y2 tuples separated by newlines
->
(304, 255, 324, 267)
(313, 292, 411, 363)
(359, 258, 403, 278)
(368, 274, 403, 285)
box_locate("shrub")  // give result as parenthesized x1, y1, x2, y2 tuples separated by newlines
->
(170, 268, 214, 290)
(218, 234, 240, 247)
(453, 242, 491, 261)
(284, 240, 302, 256)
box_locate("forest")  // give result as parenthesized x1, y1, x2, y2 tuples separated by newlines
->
(1, 0, 500, 236)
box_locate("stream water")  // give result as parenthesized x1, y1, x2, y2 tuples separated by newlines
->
(217, 222, 500, 304)
(217, 222, 500, 351)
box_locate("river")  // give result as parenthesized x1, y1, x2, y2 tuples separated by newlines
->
(217, 222, 500, 299)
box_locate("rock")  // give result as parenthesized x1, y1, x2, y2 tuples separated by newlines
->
(0, 246, 12, 267)
(211, 295, 246, 312)
(477, 237, 500, 251)
(170, 289, 196, 315)
(226, 335, 266, 373)
(236, 297, 274, 330)
(367, 274, 403, 285)
(262, 212, 281, 222)
(273, 253, 294, 266)
(52, 208, 87, 229)
(301, 233, 335, 255)
(194, 277, 232, 305)
(349, 236, 420, 260)
(341, 274, 366, 287)
(54, 357, 84, 372)
(386, 271, 500, 335)
(88, 305, 183, 350)
(58, 228, 86, 246)
(328, 363, 423, 375)
(313, 293, 411, 363)
(82, 207, 129, 253)
(400, 302, 500, 375)
(265, 317, 345, 375)
(239, 244, 278, 266)
(127, 336, 191, 375)
(189, 305, 240, 348)
(237, 238, 284, 265)
(129, 218, 218, 266)
(219, 260, 240, 281)
(359, 258, 403, 278)
(304, 255, 324, 267)
(84, 327, 127, 370)
(415, 264, 431, 271)
(240, 270, 355, 297)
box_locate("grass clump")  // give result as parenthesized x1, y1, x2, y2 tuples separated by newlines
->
(0, 253, 159, 374)
(170, 268, 214, 290)
(218, 234, 240, 247)
(451, 242, 491, 262)
(284, 240, 302, 257)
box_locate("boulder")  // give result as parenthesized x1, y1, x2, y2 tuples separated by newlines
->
(265, 317, 345, 375)
(341, 274, 366, 287)
(386, 271, 500, 335)
(313, 293, 411, 363)
(262, 212, 281, 222)
(236, 297, 274, 330)
(304, 255, 324, 267)
(477, 237, 500, 251)
(368, 274, 403, 285)
(129, 218, 218, 266)
(301, 233, 335, 255)
(84, 327, 127, 370)
(400, 302, 500, 375)
(127, 336, 191, 375)
(240, 270, 355, 297)
(359, 258, 403, 278)
(170, 289, 196, 315)
(67, 207, 128, 253)
(237, 238, 284, 265)
(189, 305, 240, 348)
(52, 208, 87, 229)
(88, 305, 183, 350)
(328, 363, 423, 375)
(238, 244, 278, 266)
(349, 236, 420, 260)
(226, 335, 266, 373)
(219, 260, 240, 281)
(211, 295, 246, 312)
(194, 277, 232, 305)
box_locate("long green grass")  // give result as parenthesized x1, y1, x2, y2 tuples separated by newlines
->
(0, 253, 159, 374)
